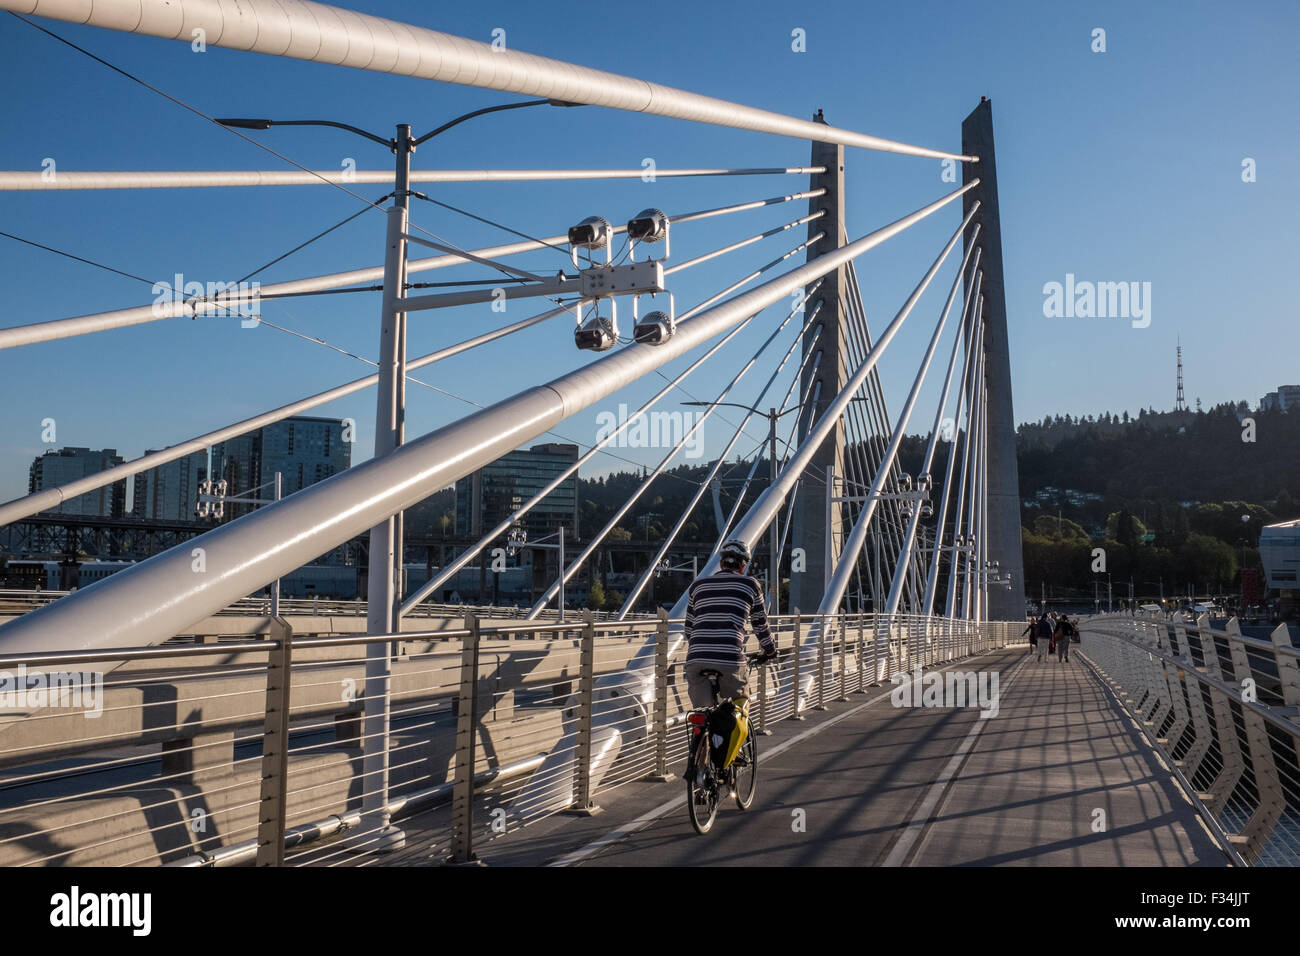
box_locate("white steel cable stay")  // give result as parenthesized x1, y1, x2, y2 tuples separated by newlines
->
(883, 244, 983, 616)
(810, 203, 980, 624)
(509, 204, 981, 814)
(0, 301, 579, 525)
(714, 328, 825, 549)
(962, 360, 989, 620)
(663, 213, 824, 275)
(0, 188, 825, 350)
(949, 346, 987, 619)
(615, 299, 827, 619)
(526, 290, 813, 620)
(0, 181, 975, 656)
(397, 290, 770, 617)
(930, 295, 977, 616)
(837, 272, 906, 569)
(842, 256, 927, 606)
(1, 0, 977, 163)
(942, 342, 982, 619)
(0, 191, 827, 521)
(395, 236, 841, 617)
(922, 288, 984, 617)
(0, 167, 827, 190)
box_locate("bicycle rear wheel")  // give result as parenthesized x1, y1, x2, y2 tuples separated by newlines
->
(733, 731, 758, 810)
(687, 736, 719, 834)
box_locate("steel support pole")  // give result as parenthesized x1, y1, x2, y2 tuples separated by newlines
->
(357, 124, 412, 854)
(270, 471, 282, 619)
(769, 409, 780, 616)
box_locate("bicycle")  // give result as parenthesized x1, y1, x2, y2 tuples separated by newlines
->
(684, 652, 772, 835)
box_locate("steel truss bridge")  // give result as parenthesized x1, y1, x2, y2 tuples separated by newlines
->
(1, 0, 1295, 869)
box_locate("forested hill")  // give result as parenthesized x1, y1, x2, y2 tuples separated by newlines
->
(1014, 402, 1300, 508)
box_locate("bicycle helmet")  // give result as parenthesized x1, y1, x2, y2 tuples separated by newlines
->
(719, 538, 751, 570)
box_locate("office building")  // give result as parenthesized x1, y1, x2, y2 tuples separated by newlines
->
(456, 443, 579, 542)
(133, 450, 208, 521)
(210, 416, 351, 521)
(1260, 386, 1300, 413)
(28, 447, 126, 517)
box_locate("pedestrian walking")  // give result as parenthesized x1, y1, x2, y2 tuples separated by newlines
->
(1054, 615, 1075, 662)
(1034, 613, 1053, 662)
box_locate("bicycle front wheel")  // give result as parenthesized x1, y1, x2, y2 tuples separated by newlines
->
(733, 731, 758, 810)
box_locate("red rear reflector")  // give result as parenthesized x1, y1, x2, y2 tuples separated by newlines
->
(688, 713, 708, 726)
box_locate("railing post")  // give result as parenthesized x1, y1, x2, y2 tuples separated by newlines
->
(757, 634, 771, 735)
(836, 612, 850, 702)
(569, 609, 600, 814)
(255, 616, 292, 867)
(1158, 621, 1192, 754)
(1195, 614, 1245, 809)
(872, 611, 883, 684)
(447, 612, 482, 865)
(1224, 617, 1284, 859)
(855, 610, 867, 693)
(815, 615, 828, 710)
(1177, 623, 1215, 783)
(789, 610, 805, 720)
(1272, 622, 1300, 713)
(645, 609, 673, 782)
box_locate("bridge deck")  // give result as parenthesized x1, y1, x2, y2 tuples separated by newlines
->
(444, 646, 1230, 867)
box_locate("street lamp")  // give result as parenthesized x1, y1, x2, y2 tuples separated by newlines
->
(218, 97, 580, 856)
(683, 401, 803, 613)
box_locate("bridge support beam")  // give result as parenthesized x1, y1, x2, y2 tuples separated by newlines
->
(961, 99, 1026, 621)
(791, 111, 847, 614)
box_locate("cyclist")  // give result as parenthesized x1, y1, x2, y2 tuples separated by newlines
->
(683, 539, 778, 709)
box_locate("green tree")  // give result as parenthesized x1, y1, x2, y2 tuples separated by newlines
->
(587, 577, 606, 610)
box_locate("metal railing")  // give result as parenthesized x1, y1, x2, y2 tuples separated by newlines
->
(1080, 612, 1300, 866)
(0, 609, 1016, 866)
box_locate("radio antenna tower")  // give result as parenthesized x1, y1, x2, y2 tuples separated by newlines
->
(1175, 337, 1187, 412)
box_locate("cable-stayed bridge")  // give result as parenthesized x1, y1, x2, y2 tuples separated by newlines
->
(0, 0, 1296, 870)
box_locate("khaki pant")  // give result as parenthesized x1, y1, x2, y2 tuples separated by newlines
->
(685, 661, 749, 709)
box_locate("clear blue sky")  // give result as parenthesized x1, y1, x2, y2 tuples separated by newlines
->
(1, 0, 1296, 503)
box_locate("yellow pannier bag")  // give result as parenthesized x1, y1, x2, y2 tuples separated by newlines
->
(710, 696, 751, 769)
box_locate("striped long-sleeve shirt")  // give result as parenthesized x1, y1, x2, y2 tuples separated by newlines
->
(684, 571, 776, 667)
